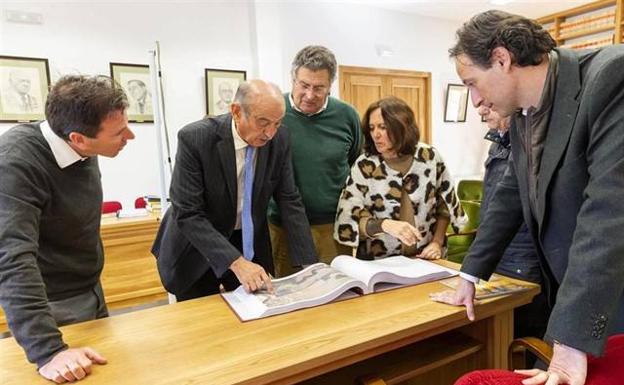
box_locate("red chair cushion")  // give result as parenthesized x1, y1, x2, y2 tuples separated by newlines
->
(101, 201, 122, 214)
(454, 335, 624, 385)
(585, 334, 624, 385)
(454, 369, 527, 385)
(134, 197, 146, 209)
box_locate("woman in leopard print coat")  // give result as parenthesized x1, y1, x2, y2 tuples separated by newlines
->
(334, 97, 466, 259)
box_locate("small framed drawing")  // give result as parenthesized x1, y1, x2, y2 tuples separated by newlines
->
(205, 68, 246, 117)
(0, 55, 51, 122)
(110, 62, 153, 123)
(443, 84, 469, 123)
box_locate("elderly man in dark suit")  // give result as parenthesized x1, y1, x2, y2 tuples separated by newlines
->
(431, 10, 624, 385)
(152, 79, 317, 299)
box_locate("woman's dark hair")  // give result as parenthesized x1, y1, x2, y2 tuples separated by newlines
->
(449, 10, 556, 68)
(46, 75, 128, 139)
(362, 96, 419, 157)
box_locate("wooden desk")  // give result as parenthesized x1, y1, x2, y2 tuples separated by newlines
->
(0, 213, 165, 334)
(100, 212, 166, 310)
(0, 271, 538, 385)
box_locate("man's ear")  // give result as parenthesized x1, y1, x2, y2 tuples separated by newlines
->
(230, 103, 241, 120)
(67, 131, 87, 148)
(491, 47, 513, 72)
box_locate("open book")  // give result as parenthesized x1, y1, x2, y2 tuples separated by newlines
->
(221, 255, 458, 321)
(441, 276, 531, 299)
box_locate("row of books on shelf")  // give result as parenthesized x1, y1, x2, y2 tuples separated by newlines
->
(559, 11, 615, 37)
(222, 255, 533, 321)
(560, 34, 614, 49)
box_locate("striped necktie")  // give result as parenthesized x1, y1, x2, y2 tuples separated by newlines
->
(242, 146, 255, 261)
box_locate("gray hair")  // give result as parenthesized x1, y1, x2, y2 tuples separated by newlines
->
(233, 80, 282, 115)
(291, 45, 337, 83)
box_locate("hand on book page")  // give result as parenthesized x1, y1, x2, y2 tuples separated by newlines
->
(222, 256, 458, 321)
(222, 263, 365, 321)
(229, 257, 274, 293)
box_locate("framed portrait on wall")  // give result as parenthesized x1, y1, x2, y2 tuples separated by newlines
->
(443, 83, 469, 123)
(110, 62, 153, 123)
(205, 68, 246, 117)
(0, 55, 50, 122)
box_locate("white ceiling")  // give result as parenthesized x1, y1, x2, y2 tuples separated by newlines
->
(340, 0, 592, 21)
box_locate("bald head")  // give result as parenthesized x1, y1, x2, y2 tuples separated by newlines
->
(231, 79, 285, 147)
(233, 79, 282, 115)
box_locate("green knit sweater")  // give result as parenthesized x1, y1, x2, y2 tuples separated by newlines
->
(268, 94, 362, 225)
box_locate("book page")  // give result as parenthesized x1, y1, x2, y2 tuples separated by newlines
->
(221, 263, 367, 321)
(330, 255, 380, 289)
(331, 255, 457, 291)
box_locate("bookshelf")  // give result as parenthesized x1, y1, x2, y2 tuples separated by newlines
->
(537, 0, 623, 49)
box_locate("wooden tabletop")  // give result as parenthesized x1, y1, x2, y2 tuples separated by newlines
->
(100, 211, 160, 229)
(0, 271, 538, 385)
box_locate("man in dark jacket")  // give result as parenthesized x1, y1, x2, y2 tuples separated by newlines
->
(152, 80, 317, 300)
(480, 106, 550, 341)
(432, 10, 624, 385)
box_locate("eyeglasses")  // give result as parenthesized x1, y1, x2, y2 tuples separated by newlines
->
(293, 78, 329, 96)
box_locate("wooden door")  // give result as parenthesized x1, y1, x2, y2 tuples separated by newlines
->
(339, 66, 431, 143)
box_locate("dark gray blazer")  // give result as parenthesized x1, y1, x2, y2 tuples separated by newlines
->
(461, 46, 624, 356)
(152, 114, 317, 295)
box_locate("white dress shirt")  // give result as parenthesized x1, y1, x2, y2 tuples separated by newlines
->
(40, 120, 85, 169)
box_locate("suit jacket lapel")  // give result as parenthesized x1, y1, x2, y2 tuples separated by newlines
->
(216, 114, 237, 211)
(537, 49, 581, 229)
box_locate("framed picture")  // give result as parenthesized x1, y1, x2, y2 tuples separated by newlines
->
(0, 55, 50, 122)
(443, 83, 469, 123)
(205, 68, 246, 117)
(110, 62, 153, 123)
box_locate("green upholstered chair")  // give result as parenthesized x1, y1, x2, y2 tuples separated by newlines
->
(446, 200, 481, 263)
(457, 179, 484, 203)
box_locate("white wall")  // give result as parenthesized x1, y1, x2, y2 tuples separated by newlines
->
(253, 2, 489, 180)
(0, 1, 489, 208)
(0, 1, 253, 208)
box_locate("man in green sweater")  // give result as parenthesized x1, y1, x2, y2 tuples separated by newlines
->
(268, 45, 362, 276)
(0, 75, 135, 383)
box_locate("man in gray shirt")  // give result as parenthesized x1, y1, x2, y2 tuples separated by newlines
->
(0, 75, 135, 383)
